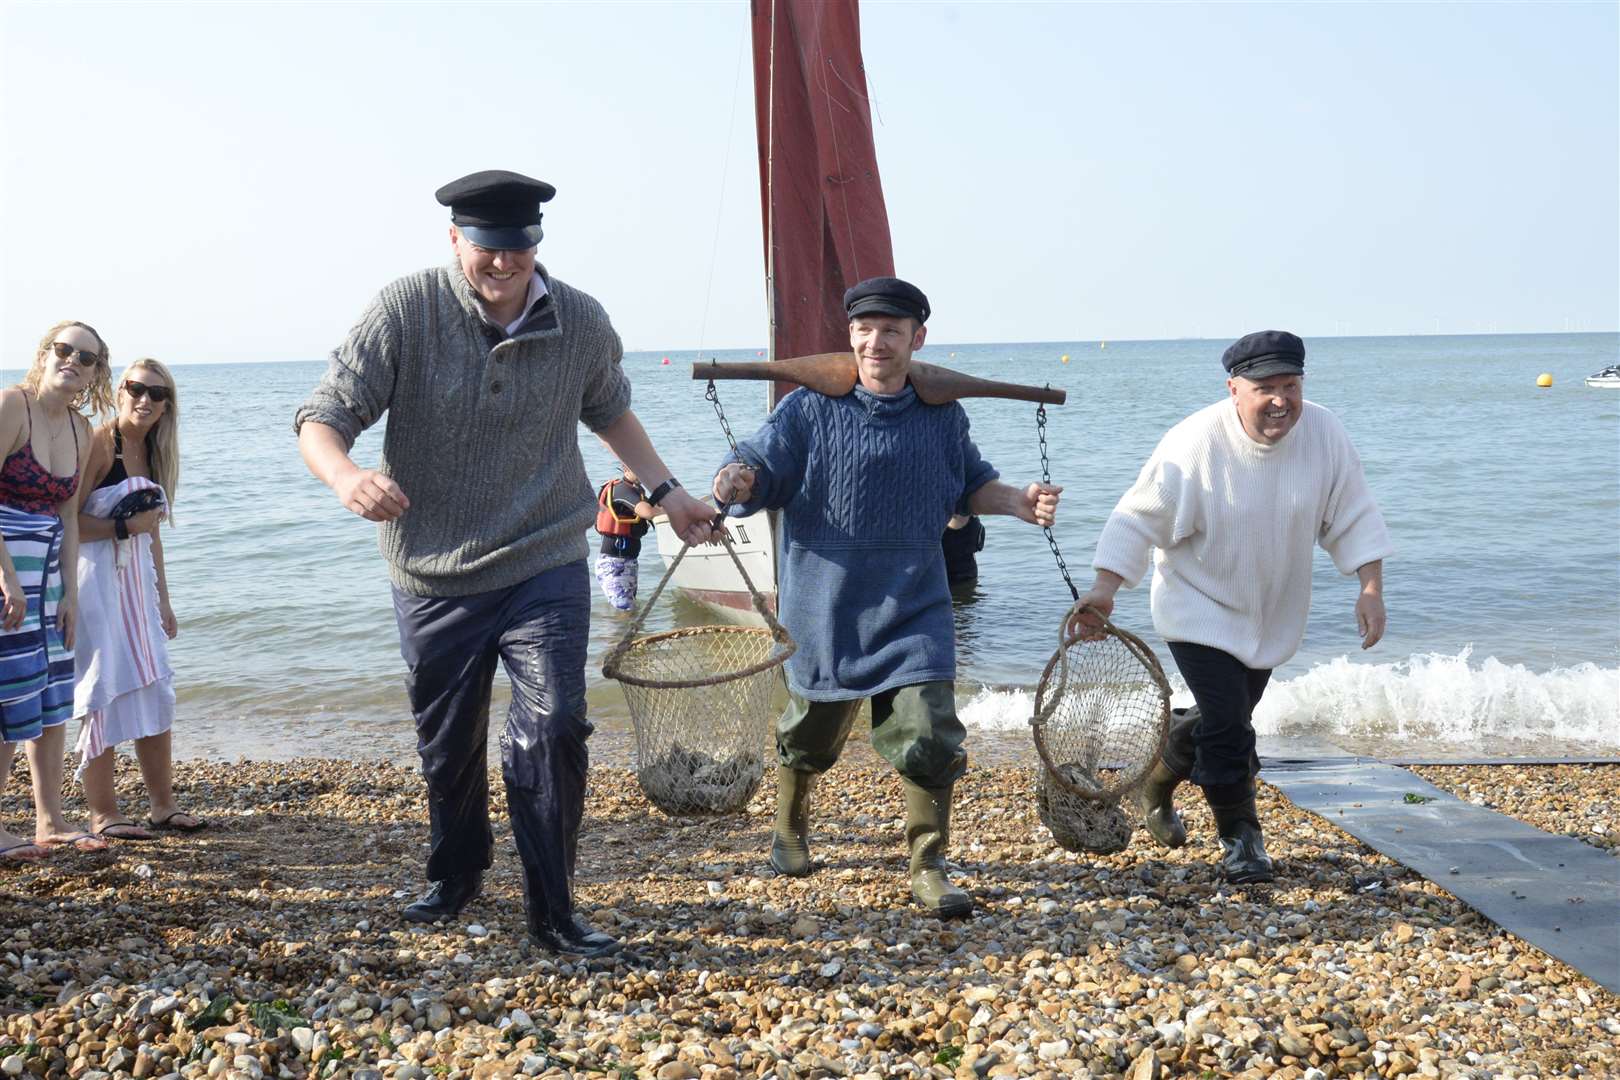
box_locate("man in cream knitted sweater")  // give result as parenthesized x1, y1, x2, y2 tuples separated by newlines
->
(296, 171, 719, 957)
(1072, 330, 1392, 883)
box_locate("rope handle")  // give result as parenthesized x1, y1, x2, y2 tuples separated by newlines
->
(1056, 600, 1173, 686)
(1045, 600, 1109, 723)
(602, 518, 790, 675)
(1029, 602, 1174, 799)
(1028, 606, 1174, 801)
(1032, 602, 1173, 730)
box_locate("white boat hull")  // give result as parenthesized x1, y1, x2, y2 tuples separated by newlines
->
(1584, 377, 1620, 389)
(652, 507, 777, 626)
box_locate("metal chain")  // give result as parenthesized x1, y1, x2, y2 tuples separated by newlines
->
(705, 379, 740, 456)
(1037, 403, 1079, 601)
(704, 378, 746, 520)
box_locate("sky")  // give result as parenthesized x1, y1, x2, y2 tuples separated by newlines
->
(2, 1, 1615, 364)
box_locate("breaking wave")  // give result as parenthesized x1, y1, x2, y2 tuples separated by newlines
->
(959, 648, 1620, 752)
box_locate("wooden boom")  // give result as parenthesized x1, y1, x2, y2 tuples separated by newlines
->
(692, 353, 1066, 405)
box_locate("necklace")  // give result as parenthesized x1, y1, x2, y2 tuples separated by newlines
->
(41, 406, 73, 445)
(31, 391, 72, 443)
(116, 423, 147, 465)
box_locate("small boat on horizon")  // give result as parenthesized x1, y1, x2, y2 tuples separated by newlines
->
(1584, 365, 1620, 389)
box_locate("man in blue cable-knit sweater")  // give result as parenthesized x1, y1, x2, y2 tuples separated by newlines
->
(712, 277, 1062, 916)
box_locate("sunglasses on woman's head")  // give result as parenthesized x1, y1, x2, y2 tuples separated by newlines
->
(124, 380, 171, 403)
(49, 341, 102, 367)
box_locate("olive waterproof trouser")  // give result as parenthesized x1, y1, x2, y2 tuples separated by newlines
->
(777, 681, 967, 789)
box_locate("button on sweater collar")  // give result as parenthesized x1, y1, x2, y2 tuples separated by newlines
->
(448, 259, 564, 342)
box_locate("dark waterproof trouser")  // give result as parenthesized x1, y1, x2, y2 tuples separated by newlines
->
(777, 681, 967, 789)
(1166, 641, 1272, 789)
(392, 560, 592, 933)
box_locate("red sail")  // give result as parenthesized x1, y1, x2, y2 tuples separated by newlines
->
(751, 0, 894, 401)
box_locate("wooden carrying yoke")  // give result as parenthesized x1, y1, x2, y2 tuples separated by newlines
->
(693, 352, 1067, 406)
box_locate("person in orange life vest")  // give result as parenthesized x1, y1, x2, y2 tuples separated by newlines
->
(593, 469, 652, 611)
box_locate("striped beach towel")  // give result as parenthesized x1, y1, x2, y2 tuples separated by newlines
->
(73, 477, 175, 770)
(0, 504, 72, 743)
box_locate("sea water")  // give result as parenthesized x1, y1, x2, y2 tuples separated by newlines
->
(10, 332, 1615, 764)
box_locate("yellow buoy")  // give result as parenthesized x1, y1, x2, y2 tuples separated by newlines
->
(1061, 354, 1070, 363)
(1536, 373, 1553, 387)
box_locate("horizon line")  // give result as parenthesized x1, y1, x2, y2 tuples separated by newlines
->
(1, 327, 1613, 369)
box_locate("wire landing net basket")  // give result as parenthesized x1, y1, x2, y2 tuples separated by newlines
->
(601, 530, 794, 818)
(1029, 606, 1171, 853)
(1036, 766, 1135, 854)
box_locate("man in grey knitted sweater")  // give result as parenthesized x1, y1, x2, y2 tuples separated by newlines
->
(295, 170, 718, 957)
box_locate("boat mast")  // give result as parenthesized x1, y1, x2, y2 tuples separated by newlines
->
(751, 0, 893, 398)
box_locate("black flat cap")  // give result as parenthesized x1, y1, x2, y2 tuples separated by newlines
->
(435, 169, 555, 250)
(1222, 330, 1306, 380)
(844, 276, 931, 324)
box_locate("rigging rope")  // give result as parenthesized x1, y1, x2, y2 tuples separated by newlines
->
(692, 19, 753, 365)
(765, 0, 779, 359)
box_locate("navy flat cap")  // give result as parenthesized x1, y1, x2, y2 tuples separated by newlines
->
(1222, 330, 1306, 380)
(844, 276, 931, 324)
(435, 169, 554, 250)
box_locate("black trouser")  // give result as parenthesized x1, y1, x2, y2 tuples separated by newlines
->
(392, 561, 592, 932)
(1166, 641, 1272, 789)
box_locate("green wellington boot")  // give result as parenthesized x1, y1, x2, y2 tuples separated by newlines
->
(902, 781, 972, 917)
(1205, 780, 1275, 884)
(1133, 706, 1199, 848)
(768, 767, 816, 877)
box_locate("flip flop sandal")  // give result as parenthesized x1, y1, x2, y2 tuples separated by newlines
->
(147, 812, 208, 833)
(96, 821, 157, 842)
(0, 841, 50, 864)
(38, 832, 111, 854)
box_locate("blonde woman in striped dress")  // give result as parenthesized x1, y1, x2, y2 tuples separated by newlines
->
(0, 321, 109, 863)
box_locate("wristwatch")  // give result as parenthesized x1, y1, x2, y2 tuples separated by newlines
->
(647, 478, 682, 507)
(114, 519, 130, 541)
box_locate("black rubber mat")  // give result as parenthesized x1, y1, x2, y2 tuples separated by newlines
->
(1260, 747, 1619, 994)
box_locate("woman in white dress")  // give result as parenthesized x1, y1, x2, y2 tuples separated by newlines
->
(73, 359, 198, 839)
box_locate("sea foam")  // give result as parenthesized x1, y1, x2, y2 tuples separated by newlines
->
(960, 648, 1619, 751)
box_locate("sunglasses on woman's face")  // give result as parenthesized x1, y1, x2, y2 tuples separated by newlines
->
(49, 341, 102, 367)
(123, 380, 171, 404)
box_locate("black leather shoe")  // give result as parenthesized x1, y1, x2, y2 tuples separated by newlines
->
(528, 915, 621, 957)
(402, 873, 483, 923)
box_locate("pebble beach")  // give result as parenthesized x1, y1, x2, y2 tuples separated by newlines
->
(1, 748, 1616, 1080)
